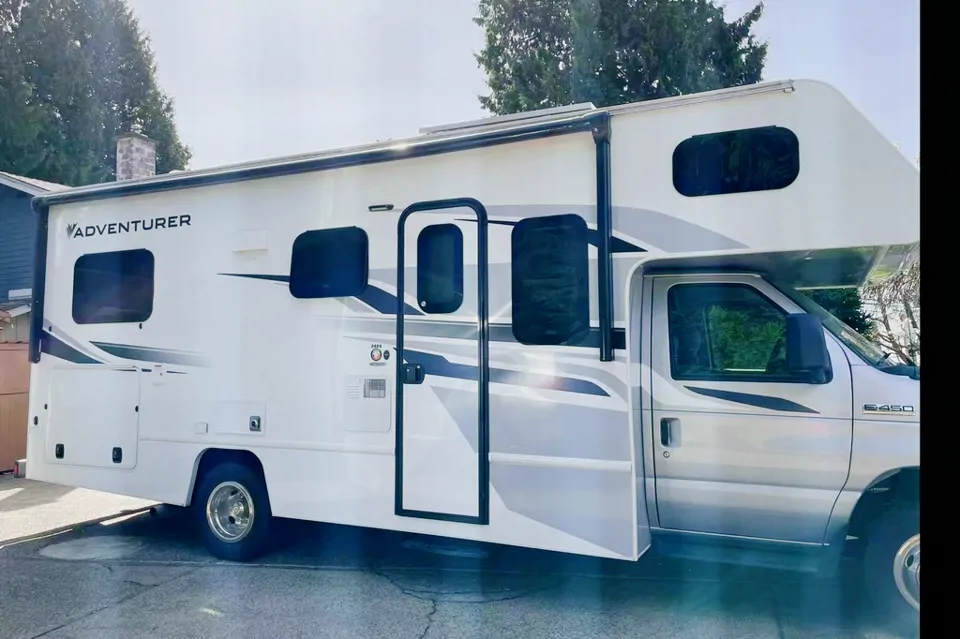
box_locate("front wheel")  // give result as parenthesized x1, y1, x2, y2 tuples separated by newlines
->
(862, 504, 919, 636)
(193, 462, 273, 562)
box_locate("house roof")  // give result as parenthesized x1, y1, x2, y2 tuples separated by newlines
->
(0, 171, 68, 196)
(0, 300, 30, 326)
(0, 299, 30, 312)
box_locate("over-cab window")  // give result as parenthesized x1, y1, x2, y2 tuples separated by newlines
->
(417, 224, 463, 314)
(510, 214, 590, 345)
(289, 227, 368, 299)
(72, 249, 155, 324)
(668, 283, 800, 382)
(672, 126, 800, 197)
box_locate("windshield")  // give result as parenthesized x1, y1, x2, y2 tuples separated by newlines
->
(775, 282, 892, 367)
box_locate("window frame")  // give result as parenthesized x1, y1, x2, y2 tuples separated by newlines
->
(510, 213, 591, 346)
(72, 248, 155, 325)
(416, 223, 464, 314)
(289, 226, 369, 300)
(672, 125, 800, 198)
(666, 282, 821, 384)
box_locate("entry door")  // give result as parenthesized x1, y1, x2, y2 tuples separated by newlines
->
(648, 275, 853, 543)
(395, 199, 489, 524)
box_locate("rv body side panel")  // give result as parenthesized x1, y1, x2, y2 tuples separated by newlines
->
(27, 131, 641, 560)
(25, 79, 920, 561)
(609, 80, 919, 260)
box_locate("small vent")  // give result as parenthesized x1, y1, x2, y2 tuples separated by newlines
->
(364, 378, 387, 399)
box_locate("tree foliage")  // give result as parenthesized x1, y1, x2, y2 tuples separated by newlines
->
(474, 0, 768, 115)
(475, 0, 882, 343)
(862, 246, 920, 366)
(0, 0, 190, 186)
(808, 289, 872, 336)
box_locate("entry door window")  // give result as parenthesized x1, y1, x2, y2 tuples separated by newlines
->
(417, 223, 463, 314)
(668, 283, 797, 382)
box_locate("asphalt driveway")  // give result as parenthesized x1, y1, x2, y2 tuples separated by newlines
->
(0, 502, 908, 639)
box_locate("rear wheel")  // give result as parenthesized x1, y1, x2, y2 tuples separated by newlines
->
(193, 461, 273, 562)
(862, 504, 919, 636)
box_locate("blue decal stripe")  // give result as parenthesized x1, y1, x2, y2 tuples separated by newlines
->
(220, 273, 424, 316)
(455, 218, 646, 253)
(219, 273, 626, 349)
(685, 386, 819, 414)
(42, 332, 101, 364)
(219, 272, 290, 283)
(404, 349, 609, 397)
(355, 286, 424, 315)
(91, 342, 208, 367)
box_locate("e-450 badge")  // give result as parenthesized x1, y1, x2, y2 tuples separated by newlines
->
(863, 404, 915, 415)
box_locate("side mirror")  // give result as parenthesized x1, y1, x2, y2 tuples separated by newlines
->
(786, 314, 832, 383)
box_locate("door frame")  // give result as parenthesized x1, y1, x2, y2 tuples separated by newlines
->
(394, 197, 490, 525)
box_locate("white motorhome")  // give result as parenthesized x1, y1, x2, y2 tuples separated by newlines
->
(26, 80, 919, 630)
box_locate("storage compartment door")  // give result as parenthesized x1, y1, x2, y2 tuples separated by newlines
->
(46, 367, 140, 469)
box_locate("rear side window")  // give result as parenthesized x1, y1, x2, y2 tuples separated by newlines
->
(290, 227, 368, 299)
(417, 224, 463, 314)
(73, 249, 155, 324)
(673, 126, 800, 197)
(511, 214, 590, 345)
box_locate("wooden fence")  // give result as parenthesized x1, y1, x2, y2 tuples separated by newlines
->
(0, 343, 29, 472)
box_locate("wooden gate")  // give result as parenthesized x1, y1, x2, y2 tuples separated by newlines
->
(0, 343, 29, 472)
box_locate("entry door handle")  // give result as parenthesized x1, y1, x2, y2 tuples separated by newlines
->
(660, 418, 680, 447)
(402, 363, 425, 385)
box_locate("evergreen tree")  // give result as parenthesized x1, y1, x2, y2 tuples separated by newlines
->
(0, 0, 190, 185)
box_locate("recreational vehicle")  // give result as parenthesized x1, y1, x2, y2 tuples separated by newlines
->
(25, 80, 920, 630)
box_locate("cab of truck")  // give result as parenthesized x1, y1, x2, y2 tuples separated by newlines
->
(628, 246, 919, 632)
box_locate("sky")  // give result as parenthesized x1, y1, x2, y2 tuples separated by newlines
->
(127, 0, 920, 170)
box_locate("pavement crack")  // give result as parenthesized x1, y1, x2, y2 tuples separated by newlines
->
(28, 566, 201, 638)
(417, 599, 438, 639)
(372, 568, 551, 604)
(122, 579, 151, 587)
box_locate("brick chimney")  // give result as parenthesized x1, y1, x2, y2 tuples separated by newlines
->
(116, 129, 157, 181)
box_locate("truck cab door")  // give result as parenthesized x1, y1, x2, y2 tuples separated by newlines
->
(647, 274, 853, 543)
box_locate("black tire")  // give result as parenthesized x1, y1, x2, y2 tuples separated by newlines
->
(862, 504, 919, 636)
(193, 461, 273, 562)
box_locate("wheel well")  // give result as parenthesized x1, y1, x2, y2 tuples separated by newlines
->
(846, 467, 919, 540)
(187, 448, 265, 507)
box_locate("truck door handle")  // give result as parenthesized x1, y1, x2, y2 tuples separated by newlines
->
(660, 418, 680, 447)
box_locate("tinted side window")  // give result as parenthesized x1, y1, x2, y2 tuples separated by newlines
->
(511, 214, 590, 345)
(290, 227, 368, 299)
(73, 249, 155, 324)
(673, 126, 800, 197)
(417, 224, 463, 314)
(668, 283, 794, 381)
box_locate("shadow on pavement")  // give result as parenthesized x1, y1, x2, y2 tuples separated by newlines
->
(0, 476, 77, 512)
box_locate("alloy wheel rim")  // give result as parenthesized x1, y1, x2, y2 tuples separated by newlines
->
(893, 533, 920, 611)
(206, 481, 255, 543)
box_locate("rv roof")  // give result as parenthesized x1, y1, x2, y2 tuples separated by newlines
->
(419, 102, 597, 135)
(33, 79, 796, 209)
